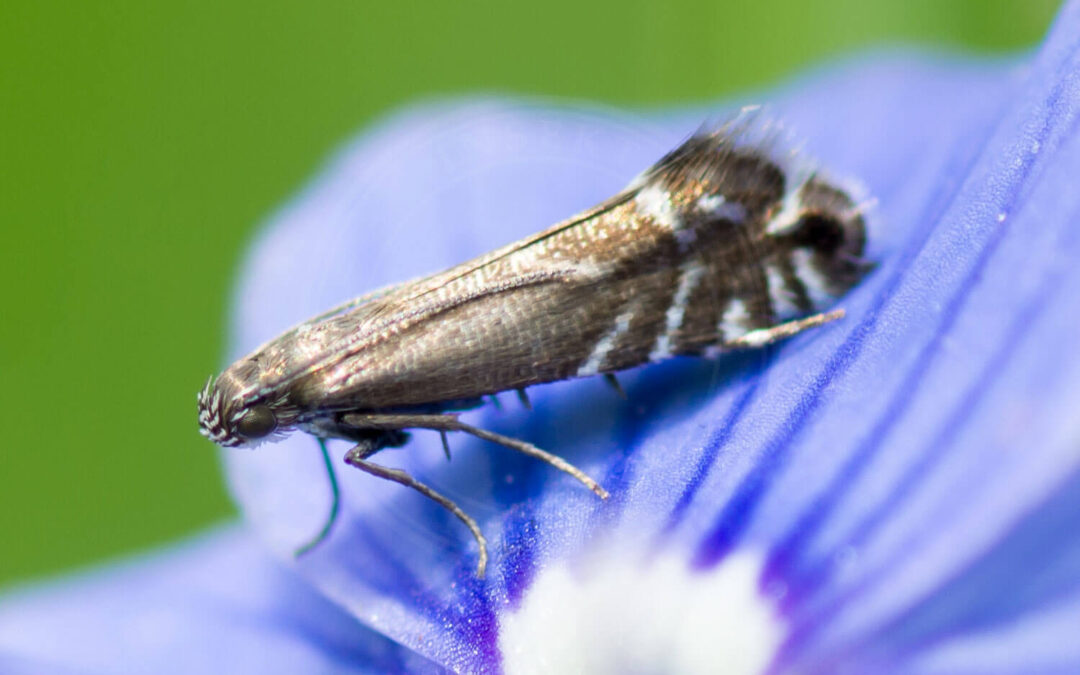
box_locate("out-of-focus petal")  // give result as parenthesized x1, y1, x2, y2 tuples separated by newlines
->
(0, 527, 445, 674)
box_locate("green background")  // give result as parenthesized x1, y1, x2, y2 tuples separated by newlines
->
(0, 0, 1060, 586)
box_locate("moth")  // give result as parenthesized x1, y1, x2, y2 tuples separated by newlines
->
(198, 115, 870, 577)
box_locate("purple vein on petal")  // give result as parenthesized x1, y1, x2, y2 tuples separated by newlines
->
(336, 519, 502, 673)
(691, 327, 870, 571)
(776, 178, 1080, 664)
(786, 466, 1080, 673)
(816, 235, 1065, 595)
(487, 409, 547, 605)
(599, 381, 654, 499)
(581, 367, 679, 536)
(760, 77, 1007, 600)
(777, 70, 1071, 614)
(774, 244, 1069, 665)
(582, 411, 642, 534)
(658, 379, 760, 540)
(500, 506, 540, 608)
(486, 403, 551, 608)
(764, 47, 1076, 608)
(882, 468, 1080, 661)
(488, 400, 554, 510)
(493, 386, 625, 601)
(771, 61, 1080, 672)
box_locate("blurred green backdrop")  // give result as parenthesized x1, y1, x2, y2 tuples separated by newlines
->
(0, 0, 1060, 586)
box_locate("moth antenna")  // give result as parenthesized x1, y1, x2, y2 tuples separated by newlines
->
(516, 388, 532, 410)
(343, 445, 489, 578)
(604, 373, 627, 399)
(294, 437, 342, 557)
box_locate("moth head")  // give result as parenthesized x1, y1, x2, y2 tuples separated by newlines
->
(770, 175, 872, 298)
(197, 376, 285, 448)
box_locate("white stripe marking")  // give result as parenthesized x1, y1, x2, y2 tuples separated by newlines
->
(650, 263, 706, 361)
(696, 194, 747, 224)
(636, 185, 681, 230)
(732, 328, 775, 348)
(765, 181, 806, 236)
(766, 265, 802, 320)
(577, 310, 636, 377)
(719, 298, 751, 341)
(790, 249, 835, 309)
(696, 194, 725, 214)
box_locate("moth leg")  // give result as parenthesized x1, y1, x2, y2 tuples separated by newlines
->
(439, 430, 452, 461)
(516, 388, 532, 410)
(343, 443, 489, 578)
(343, 413, 610, 500)
(451, 419, 609, 499)
(724, 308, 845, 349)
(603, 373, 627, 399)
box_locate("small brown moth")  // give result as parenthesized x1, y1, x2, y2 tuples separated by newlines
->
(198, 115, 870, 577)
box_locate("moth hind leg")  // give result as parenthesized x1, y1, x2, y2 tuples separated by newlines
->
(337, 412, 610, 578)
(343, 441, 490, 578)
(449, 417, 610, 500)
(342, 413, 610, 500)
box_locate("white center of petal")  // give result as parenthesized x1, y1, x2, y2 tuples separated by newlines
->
(500, 551, 782, 675)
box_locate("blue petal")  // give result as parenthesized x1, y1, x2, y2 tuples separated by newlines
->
(0, 527, 445, 674)
(219, 3, 1080, 667)
(8, 3, 1079, 672)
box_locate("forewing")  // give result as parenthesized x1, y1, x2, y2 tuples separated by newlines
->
(298, 132, 799, 408)
(269, 124, 866, 410)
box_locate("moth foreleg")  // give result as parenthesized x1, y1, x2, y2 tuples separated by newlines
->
(343, 413, 610, 500)
(343, 444, 489, 578)
(724, 308, 846, 349)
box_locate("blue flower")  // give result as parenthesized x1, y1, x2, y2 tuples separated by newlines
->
(5, 2, 1080, 672)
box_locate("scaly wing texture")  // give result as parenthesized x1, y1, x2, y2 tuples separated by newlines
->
(277, 126, 864, 410)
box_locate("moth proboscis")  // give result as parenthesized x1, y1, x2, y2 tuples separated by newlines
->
(198, 112, 871, 578)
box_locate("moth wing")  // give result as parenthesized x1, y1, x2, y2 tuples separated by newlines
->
(266, 190, 638, 386)
(300, 184, 754, 408)
(267, 121, 864, 409)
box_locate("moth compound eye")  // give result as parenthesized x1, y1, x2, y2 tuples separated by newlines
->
(235, 404, 277, 440)
(793, 214, 845, 254)
(793, 177, 866, 261)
